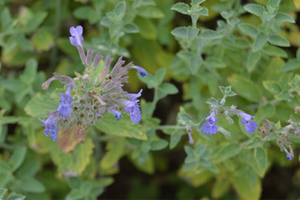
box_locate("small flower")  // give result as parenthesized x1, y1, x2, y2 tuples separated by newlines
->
(239, 112, 258, 134)
(111, 109, 123, 121)
(132, 66, 147, 77)
(284, 148, 293, 161)
(126, 89, 142, 102)
(69, 25, 84, 47)
(202, 111, 218, 134)
(39, 113, 60, 141)
(58, 86, 73, 117)
(188, 132, 194, 145)
(122, 100, 141, 124)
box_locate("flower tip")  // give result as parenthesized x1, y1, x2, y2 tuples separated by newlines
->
(133, 66, 147, 77)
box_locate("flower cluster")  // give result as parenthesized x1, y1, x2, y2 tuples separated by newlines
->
(40, 25, 147, 141)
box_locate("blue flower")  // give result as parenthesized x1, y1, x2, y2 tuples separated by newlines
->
(69, 25, 84, 47)
(239, 112, 258, 134)
(202, 112, 218, 134)
(126, 89, 142, 102)
(111, 109, 123, 121)
(58, 86, 73, 117)
(188, 132, 194, 145)
(133, 66, 147, 77)
(39, 114, 60, 141)
(284, 148, 293, 161)
(122, 100, 141, 124)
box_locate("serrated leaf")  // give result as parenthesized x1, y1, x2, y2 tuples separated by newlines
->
(0, 188, 7, 198)
(171, 27, 188, 39)
(268, 35, 290, 47)
(100, 141, 123, 169)
(205, 57, 226, 69)
(154, 68, 166, 85)
(94, 114, 147, 140)
(51, 138, 94, 175)
(228, 74, 261, 102)
(187, 26, 199, 42)
(281, 59, 300, 72)
(114, 1, 126, 19)
(213, 144, 241, 163)
(238, 23, 258, 38)
(197, 7, 208, 16)
(27, 12, 47, 31)
(262, 81, 281, 94)
(19, 58, 37, 85)
(247, 51, 261, 72)
(150, 139, 168, 150)
(109, 22, 123, 38)
(199, 30, 221, 40)
(5, 193, 26, 200)
(137, 6, 164, 18)
(17, 177, 45, 193)
(244, 3, 266, 17)
(274, 12, 295, 23)
(171, 2, 189, 15)
(253, 32, 267, 52)
(170, 130, 181, 149)
(24, 93, 59, 118)
(124, 23, 139, 33)
(9, 146, 27, 172)
(262, 45, 287, 58)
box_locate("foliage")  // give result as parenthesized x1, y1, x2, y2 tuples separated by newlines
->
(1, 0, 300, 199)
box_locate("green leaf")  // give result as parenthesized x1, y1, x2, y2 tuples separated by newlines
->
(171, 27, 188, 39)
(154, 68, 166, 86)
(199, 30, 222, 40)
(27, 12, 48, 30)
(100, 17, 111, 27)
(254, 147, 268, 174)
(228, 74, 261, 102)
(150, 139, 168, 150)
(9, 146, 27, 172)
(238, 23, 258, 38)
(134, 17, 157, 40)
(268, 35, 290, 47)
(51, 138, 94, 175)
(24, 93, 59, 118)
(182, 162, 196, 172)
(170, 130, 181, 149)
(253, 32, 267, 52)
(100, 141, 124, 169)
(5, 193, 26, 200)
(190, 55, 203, 74)
(204, 57, 226, 69)
(197, 7, 209, 16)
(243, 3, 266, 17)
(0, 116, 19, 124)
(262, 81, 281, 94)
(247, 51, 261, 72)
(274, 12, 295, 23)
(17, 177, 45, 193)
(94, 114, 147, 140)
(281, 59, 300, 72)
(0, 161, 11, 173)
(159, 83, 178, 95)
(109, 22, 123, 38)
(192, 0, 205, 6)
(19, 58, 37, 85)
(68, 177, 81, 189)
(73, 6, 94, 19)
(16, 161, 40, 178)
(1, 7, 12, 29)
(254, 104, 276, 123)
(114, 1, 126, 19)
(137, 6, 164, 18)
(32, 30, 54, 52)
(171, 2, 189, 15)
(0, 188, 7, 198)
(14, 34, 34, 50)
(124, 23, 139, 33)
(213, 144, 241, 163)
(0, 173, 10, 188)
(187, 26, 199, 42)
(262, 45, 287, 58)
(212, 176, 230, 199)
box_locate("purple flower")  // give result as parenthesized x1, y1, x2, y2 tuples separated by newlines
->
(58, 86, 73, 117)
(69, 25, 84, 47)
(111, 109, 123, 121)
(239, 112, 258, 134)
(39, 114, 60, 141)
(188, 132, 194, 145)
(284, 148, 293, 161)
(126, 89, 142, 102)
(132, 66, 147, 77)
(202, 111, 218, 134)
(122, 100, 141, 123)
